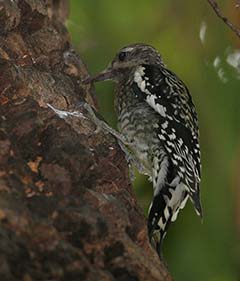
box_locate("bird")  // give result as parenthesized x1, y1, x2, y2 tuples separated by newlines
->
(84, 43, 202, 258)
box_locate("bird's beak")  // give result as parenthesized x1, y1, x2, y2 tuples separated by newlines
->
(83, 68, 115, 84)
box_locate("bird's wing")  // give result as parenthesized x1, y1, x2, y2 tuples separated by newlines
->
(131, 64, 202, 214)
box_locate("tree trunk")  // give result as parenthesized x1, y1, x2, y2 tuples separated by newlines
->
(0, 1, 172, 280)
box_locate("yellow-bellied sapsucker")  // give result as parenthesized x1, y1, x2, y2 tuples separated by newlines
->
(85, 43, 202, 258)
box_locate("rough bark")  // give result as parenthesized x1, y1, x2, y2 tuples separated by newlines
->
(0, 1, 172, 280)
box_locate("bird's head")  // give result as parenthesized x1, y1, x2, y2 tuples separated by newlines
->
(84, 43, 164, 84)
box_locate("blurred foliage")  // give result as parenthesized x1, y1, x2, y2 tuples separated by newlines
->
(68, 1, 240, 280)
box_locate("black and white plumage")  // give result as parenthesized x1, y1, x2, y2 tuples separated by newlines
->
(85, 43, 202, 258)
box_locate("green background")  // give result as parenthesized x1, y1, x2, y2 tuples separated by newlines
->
(68, 1, 240, 280)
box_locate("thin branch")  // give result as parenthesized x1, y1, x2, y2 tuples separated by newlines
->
(207, 0, 240, 38)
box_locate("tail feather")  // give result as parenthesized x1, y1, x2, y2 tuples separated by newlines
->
(148, 187, 172, 258)
(148, 201, 170, 259)
(190, 189, 203, 218)
(148, 183, 188, 258)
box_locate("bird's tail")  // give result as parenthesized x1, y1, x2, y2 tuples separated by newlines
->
(148, 191, 170, 259)
(190, 188, 203, 219)
(148, 183, 188, 258)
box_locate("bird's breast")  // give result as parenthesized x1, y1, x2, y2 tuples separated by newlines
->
(117, 100, 161, 175)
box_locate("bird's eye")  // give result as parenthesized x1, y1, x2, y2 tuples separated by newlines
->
(118, 52, 127, 61)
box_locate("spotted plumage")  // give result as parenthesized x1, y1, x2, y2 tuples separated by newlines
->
(86, 43, 202, 258)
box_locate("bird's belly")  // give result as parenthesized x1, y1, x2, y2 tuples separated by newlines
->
(118, 108, 159, 175)
(125, 129, 152, 174)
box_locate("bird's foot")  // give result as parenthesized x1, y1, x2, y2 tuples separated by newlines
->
(78, 102, 131, 145)
(78, 102, 148, 179)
